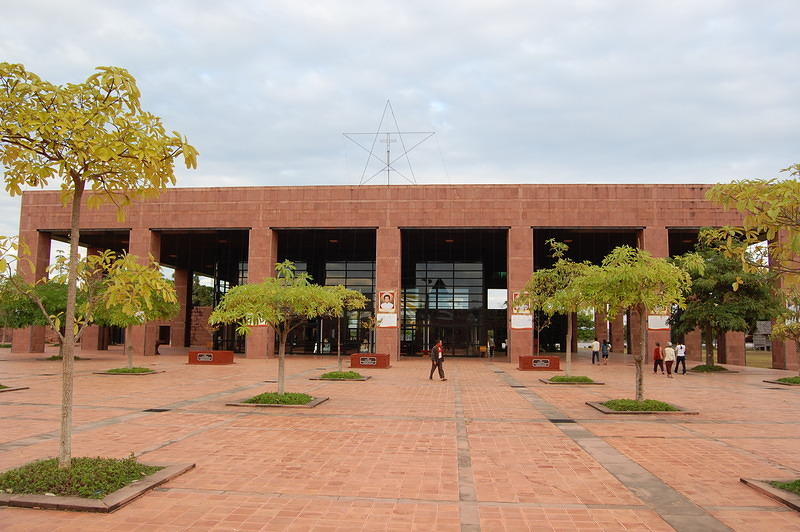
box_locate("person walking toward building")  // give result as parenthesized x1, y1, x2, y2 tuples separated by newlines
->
(663, 342, 675, 378)
(429, 339, 446, 381)
(675, 342, 687, 374)
(488, 336, 495, 358)
(591, 337, 601, 364)
(601, 339, 610, 365)
(653, 342, 665, 374)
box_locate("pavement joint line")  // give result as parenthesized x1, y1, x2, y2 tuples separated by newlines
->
(499, 371, 734, 532)
(453, 382, 481, 532)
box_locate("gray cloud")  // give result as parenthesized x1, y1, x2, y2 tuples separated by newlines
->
(1, 0, 799, 237)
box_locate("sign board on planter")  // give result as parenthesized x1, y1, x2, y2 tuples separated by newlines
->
(359, 356, 377, 366)
(188, 350, 235, 365)
(197, 353, 213, 362)
(532, 358, 551, 368)
(350, 353, 391, 368)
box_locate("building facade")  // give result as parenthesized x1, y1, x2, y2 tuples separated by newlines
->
(11, 184, 799, 370)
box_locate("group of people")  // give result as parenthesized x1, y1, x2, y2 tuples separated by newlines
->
(590, 338, 611, 365)
(652, 341, 687, 377)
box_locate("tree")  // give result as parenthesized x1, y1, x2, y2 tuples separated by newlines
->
(0, 63, 197, 468)
(671, 247, 783, 367)
(705, 172, 800, 276)
(92, 253, 179, 369)
(209, 261, 366, 394)
(579, 246, 693, 401)
(192, 274, 214, 307)
(515, 240, 592, 376)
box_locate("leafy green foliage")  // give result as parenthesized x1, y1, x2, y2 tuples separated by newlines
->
(192, 275, 214, 307)
(244, 392, 313, 405)
(602, 399, 679, 412)
(210, 260, 366, 394)
(690, 364, 729, 372)
(0, 455, 162, 498)
(105, 367, 155, 374)
(776, 376, 800, 384)
(320, 371, 364, 379)
(549, 375, 594, 383)
(770, 479, 800, 496)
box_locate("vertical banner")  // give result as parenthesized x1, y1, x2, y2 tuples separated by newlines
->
(377, 289, 397, 328)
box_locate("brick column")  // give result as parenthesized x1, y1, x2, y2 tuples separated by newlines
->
(594, 310, 609, 343)
(717, 331, 745, 366)
(640, 226, 671, 360)
(508, 226, 533, 364)
(771, 233, 799, 370)
(127, 228, 161, 357)
(610, 314, 624, 353)
(245, 227, 277, 358)
(375, 227, 401, 360)
(170, 268, 190, 348)
(685, 328, 703, 361)
(78, 247, 104, 353)
(12, 230, 50, 353)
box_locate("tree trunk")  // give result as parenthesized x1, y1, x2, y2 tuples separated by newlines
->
(125, 327, 133, 369)
(635, 304, 647, 402)
(59, 180, 85, 469)
(337, 316, 342, 372)
(704, 326, 714, 367)
(277, 329, 287, 395)
(565, 312, 573, 376)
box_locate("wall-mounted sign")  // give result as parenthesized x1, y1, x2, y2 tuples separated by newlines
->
(511, 291, 531, 314)
(377, 312, 397, 328)
(511, 314, 533, 329)
(359, 356, 377, 366)
(196, 352, 214, 362)
(647, 315, 670, 330)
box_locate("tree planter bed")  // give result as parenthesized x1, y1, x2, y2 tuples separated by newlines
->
(309, 376, 371, 381)
(227, 396, 329, 408)
(763, 379, 800, 386)
(539, 378, 604, 385)
(740, 478, 800, 512)
(0, 463, 194, 513)
(93, 370, 165, 376)
(586, 401, 699, 415)
(0, 386, 29, 393)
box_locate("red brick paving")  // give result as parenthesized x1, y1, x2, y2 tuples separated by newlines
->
(1, 346, 799, 531)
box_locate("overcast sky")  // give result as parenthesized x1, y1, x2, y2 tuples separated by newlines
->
(2, 0, 799, 237)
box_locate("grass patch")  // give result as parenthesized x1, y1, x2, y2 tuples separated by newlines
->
(105, 367, 154, 374)
(777, 376, 800, 385)
(0, 343, 10, 348)
(549, 375, 594, 383)
(320, 371, 364, 380)
(244, 392, 313, 405)
(690, 364, 729, 372)
(45, 355, 85, 361)
(602, 399, 679, 412)
(0, 455, 162, 499)
(0, 384, 7, 390)
(770, 479, 800, 496)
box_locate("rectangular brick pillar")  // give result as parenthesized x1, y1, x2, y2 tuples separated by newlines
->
(127, 228, 161, 357)
(685, 328, 703, 361)
(170, 268, 189, 348)
(508, 226, 533, 364)
(610, 314, 624, 353)
(640, 226, 671, 361)
(245, 227, 277, 358)
(717, 331, 745, 366)
(594, 310, 609, 343)
(12, 230, 50, 353)
(376, 227, 401, 360)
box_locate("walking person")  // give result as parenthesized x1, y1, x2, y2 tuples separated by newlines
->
(653, 342, 665, 374)
(591, 337, 601, 364)
(429, 339, 446, 381)
(663, 342, 675, 378)
(675, 342, 687, 374)
(601, 339, 610, 365)
(488, 336, 495, 358)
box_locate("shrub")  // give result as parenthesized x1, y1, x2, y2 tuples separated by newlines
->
(602, 399, 679, 411)
(244, 392, 313, 405)
(0, 455, 162, 498)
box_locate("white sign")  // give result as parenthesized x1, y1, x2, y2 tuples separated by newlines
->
(376, 313, 397, 328)
(647, 315, 670, 330)
(756, 321, 772, 335)
(511, 314, 533, 329)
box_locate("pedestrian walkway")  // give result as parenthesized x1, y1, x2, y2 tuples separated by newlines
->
(1, 346, 799, 531)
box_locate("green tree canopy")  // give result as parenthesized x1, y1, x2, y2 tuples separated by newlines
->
(0, 62, 196, 468)
(671, 247, 782, 366)
(209, 261, 366, 394)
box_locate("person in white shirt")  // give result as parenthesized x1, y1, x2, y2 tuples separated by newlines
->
(675, 342, 687, 375)
(591, 338, 601, 364)
(663, 342, 676, 378)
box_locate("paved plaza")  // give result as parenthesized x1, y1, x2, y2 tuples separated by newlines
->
(1, 347, 799, 531)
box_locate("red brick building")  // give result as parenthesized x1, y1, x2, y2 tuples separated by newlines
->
(11, 184, 799, 370)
